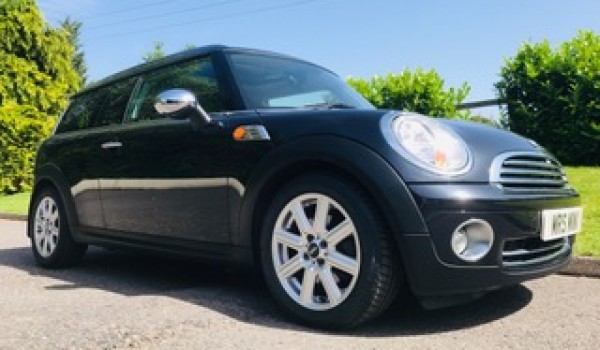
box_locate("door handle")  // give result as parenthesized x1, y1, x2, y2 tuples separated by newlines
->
(100, 141, 122, 150)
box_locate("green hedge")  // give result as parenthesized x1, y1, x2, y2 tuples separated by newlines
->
(348, 68, 471, 118)
(496, 30, 600, 165)
(0, 103, 53, 194)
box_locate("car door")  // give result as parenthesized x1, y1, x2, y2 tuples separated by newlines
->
(47, 77, 138, 230)
(50, 90, 108, 229)
(99, 56, 231, 243)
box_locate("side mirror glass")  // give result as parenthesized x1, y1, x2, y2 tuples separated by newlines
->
(154, 89, 212, 126)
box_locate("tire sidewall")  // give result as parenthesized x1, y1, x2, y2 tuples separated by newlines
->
(260, 173, 389, 328)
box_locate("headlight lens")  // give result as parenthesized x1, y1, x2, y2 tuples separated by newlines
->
(392, 114, 470, 174)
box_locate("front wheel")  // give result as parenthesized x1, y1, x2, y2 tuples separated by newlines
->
(30, 188, 87, 268)
(260, 173, 401, 329)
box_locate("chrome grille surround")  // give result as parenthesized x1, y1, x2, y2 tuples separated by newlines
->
(490, 151, 570, 193)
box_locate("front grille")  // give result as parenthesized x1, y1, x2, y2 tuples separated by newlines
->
(502, 236, 570, 269)
(490, 152, 569, 193)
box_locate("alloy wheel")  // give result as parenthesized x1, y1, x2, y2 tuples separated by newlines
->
(271, 193, 361, 311)
(33, 196, 60, 258)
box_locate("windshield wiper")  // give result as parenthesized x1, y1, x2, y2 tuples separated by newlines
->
(303, 102, 356, 109)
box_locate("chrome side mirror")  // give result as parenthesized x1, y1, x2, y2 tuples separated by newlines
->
(154, 89, 195, 115)
(154, 89, 212, 125)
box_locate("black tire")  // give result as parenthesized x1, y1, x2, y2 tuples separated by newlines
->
(29, 188, 87, 268)
(260, 172, 401, 329)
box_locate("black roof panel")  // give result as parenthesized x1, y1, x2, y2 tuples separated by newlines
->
(74, 45, 329, 97)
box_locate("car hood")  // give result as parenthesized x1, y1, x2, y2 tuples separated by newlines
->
(255, 109, 553, 183)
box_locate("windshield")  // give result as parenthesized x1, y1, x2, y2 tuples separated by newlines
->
(227, 53, 374, 110)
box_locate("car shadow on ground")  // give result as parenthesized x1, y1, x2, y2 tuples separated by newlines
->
(0, 245, 532, 336)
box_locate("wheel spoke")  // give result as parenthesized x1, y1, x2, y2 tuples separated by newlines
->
(273, 229, 304, 251)
(318, 266, 342, 304)
(38, 207, 45, 220)
(48, 208, 59, 223)
(49, 235, 58, 251)
(42, 199, 50, 217)
(327, 251, 359, 276)
(312, 196, 330, 233)
(277, 254, 305, 278)
(49, 226, 60, 239)
(35, 218, 44, 231)
(45, 236, 52, 254)
(291, 202, 312, 236)
(299, 267, 317, 306)
(326, 220, 353, 246)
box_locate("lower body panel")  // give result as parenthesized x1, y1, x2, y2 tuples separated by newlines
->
(402, 184, 579, 297)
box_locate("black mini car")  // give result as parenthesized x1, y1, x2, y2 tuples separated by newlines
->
(28, 45, 582, 329)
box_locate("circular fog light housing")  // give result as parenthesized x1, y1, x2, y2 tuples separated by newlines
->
(451, 219, 494, 262)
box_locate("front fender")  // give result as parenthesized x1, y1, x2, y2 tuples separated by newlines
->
(234, 134, 428, 261)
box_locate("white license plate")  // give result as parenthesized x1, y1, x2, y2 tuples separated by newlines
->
(540, 207, 583, 241)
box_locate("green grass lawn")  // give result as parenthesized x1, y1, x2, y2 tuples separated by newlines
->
(565, 167, 600, 257)
(0, 192, 30, 216)
(0, 168, 598, 256)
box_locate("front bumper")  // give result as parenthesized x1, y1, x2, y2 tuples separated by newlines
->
(402, 183, 580, 297)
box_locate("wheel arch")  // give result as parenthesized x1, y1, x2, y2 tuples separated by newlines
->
(236, 135, 428, 272)
(28, 164, 80, 240)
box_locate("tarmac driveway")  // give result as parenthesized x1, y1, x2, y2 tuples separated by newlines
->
(0, 219, 599, 349)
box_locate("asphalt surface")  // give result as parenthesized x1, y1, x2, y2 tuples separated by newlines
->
(1, 219, 599, 350)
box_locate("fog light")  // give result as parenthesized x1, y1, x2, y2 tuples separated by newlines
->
(451, 219, 494, 262)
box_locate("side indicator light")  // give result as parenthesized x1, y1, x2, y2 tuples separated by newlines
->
(232, 125, 271, 142)
(233, 126, 247, 141)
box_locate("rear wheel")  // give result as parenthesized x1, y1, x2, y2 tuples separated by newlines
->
(30, 188, 87, 268)
(260, 173, 401, 329)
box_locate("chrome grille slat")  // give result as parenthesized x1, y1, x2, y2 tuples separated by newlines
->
(502, 240, 564, 258)
(495, 187, 563, 194)
(500, 168, 563, 177)
(499, 179, 567, 186)
(503, 160, 560, 170)
(490, 151, 570, 193)
(502, 237, 569, 269)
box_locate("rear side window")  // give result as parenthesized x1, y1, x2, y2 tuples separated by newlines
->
(55, 90, 105, 133)
(126, 56, 225, 122)
(55, 77, 137, 133)
(93, 77, 137, 127)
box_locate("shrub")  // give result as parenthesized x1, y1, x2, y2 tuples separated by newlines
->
(347, 68, 471, 118)
(0, 103, 53, 193)
(496, 30, 600, 165)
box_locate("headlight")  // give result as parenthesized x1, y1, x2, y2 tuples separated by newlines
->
(390, 114, 471, 175)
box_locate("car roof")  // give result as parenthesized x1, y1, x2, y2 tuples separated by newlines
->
(74, 45, 319, 98)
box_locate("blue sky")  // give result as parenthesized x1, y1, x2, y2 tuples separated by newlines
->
(38, 0, 600, 118)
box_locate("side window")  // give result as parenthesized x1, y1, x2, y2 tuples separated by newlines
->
(55, 90, 105, 133)
(93, 77, 137, 127)
(126, 56, 224, 122)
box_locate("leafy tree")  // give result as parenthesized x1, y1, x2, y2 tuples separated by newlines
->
(60, 17, 87, 85)
(496, 30, 600, 165)
(0, 103, 51, 193)
(347, 68, 471, 118)
(142, 41, 166, 62)
(468, 115, 500, 127)
(0, 0, 81, 193)
(142, 42, 197, 63)
(182, 43, 196, 51)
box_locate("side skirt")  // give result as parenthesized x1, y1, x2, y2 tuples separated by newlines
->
(75, 226, 254, 267)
